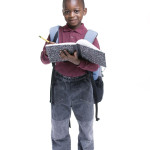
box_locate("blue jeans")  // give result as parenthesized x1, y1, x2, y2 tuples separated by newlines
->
(51, 71, 94, 150)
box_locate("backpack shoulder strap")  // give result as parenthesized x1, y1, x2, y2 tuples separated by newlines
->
(84, 29, 102, 78)
(84, 29, 98, 43)
(50, 25, 60, 43)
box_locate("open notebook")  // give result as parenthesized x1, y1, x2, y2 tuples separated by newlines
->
(46, 39, 106, 67)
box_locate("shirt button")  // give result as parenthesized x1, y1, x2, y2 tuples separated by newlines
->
(70, 36, 74, 39)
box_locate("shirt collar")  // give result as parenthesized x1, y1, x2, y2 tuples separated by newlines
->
(63, 23, 86, 34)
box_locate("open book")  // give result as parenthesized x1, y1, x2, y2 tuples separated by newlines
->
(46, 39, 106, 67)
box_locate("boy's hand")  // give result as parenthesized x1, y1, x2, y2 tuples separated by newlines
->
(46, 41, 55, 44)
(59, 50, 80, 65)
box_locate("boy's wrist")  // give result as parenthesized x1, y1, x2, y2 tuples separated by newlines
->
(74, 59, 80, 65)
(68, 58, 80, 65)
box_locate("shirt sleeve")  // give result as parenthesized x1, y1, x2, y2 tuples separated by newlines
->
(77, 38, 100, 72)
(40, 35, 51, 64)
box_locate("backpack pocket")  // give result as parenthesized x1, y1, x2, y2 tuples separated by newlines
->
(92, 76, 104, 103)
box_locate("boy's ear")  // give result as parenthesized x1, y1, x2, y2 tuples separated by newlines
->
(83, 8, 87, 16)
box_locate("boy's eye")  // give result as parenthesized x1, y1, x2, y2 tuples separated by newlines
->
(74, 10, 80, 14)
(64, 10, 70, 15)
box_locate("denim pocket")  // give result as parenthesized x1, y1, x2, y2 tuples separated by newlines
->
(72, 78, 94, 104)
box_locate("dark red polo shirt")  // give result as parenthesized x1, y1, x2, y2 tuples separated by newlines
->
(41, 23, 100, 77)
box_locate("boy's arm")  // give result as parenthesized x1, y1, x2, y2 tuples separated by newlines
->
(60, 38, 100, 72)
(40, 35, 50, 64)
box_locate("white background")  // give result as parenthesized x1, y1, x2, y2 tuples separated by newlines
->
(0, 0, 150, 150)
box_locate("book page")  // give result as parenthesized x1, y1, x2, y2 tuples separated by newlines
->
(46, 42, 76, 47)
(76, 39, 99, 51)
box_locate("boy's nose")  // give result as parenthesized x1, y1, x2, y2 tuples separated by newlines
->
(70, 12, 75, 17)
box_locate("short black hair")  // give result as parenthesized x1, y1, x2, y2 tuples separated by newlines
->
(63, 0, 85, 9)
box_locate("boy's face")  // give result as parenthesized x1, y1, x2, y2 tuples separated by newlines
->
(63, 0, 87, 29)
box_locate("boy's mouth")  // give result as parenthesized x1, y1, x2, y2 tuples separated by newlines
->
(69, 19, 77, 23)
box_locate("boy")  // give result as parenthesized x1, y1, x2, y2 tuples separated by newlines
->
(41, 0, 100, 149)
